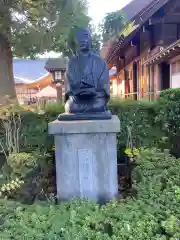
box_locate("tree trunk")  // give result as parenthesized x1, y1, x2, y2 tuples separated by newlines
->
(0, 34, 17, 105)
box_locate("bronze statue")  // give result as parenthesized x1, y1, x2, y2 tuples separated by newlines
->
(58, 28, 112, 120)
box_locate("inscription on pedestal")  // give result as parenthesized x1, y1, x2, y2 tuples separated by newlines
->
(78, 149, 96, 198)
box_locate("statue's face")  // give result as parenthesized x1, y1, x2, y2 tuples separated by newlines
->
(76, 28, 91, 52)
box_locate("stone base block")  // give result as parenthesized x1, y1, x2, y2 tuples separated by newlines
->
(48, 115, 120, 203)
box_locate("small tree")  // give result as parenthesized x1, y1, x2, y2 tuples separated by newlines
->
(100, 10, 137, 42)
(101, 10, 126, 41)
(90, 24, 101, 54)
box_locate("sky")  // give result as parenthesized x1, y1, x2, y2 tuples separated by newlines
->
(88, 0, 132, 25)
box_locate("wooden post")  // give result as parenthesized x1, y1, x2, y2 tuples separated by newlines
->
(56, 83, 62, 104)
(149, 64, 155, 101)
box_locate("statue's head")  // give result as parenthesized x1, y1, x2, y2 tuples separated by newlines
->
(75, 28, 92, 52)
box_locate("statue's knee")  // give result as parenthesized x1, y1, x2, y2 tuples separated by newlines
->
(65, 99, 79, 113)
(92, 98, 106, 112)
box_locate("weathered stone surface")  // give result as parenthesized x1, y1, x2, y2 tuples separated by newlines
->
(49, 115, 120, 203)
(49, 115, 120, 134)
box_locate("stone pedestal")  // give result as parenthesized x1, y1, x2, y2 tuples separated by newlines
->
(48, 115, 120, 203)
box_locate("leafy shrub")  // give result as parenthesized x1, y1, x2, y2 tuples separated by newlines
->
(23, 99, 161, 156)
(0, 151, 56, 203)
(125, 147, 139, 162)
(159, 87, 180, 100)
(7, 152, 38, 178)
(0, 105, 60, 203)
(0, 148, 180, 239)
(19, 103, 64, 152)
(109, 99, 162, 161)
(0, 178, 24, 199)
(1, 95, 180, 157)
(0, 99, 169, 161)
(156, 88, 180, 157)
(19, 111, 54, 152)
(44, 102, 64, 116)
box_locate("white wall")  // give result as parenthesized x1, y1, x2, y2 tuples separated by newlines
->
(170, 57, 180, 88)
(172, 73, 180, 88)
(113, 81, 118, 96)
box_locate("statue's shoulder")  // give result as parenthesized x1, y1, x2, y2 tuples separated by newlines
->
(91, 52, 106, 63)
(68, 55, 78, 65)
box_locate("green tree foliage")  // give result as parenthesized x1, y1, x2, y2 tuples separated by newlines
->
(90, 24, 101, 54)
(101, 10, 126, 41)
(0, 0, 89, 101)
(100, 10, 137, 42)
(91, 32, 101, 54)
(9, 0, 90, 57)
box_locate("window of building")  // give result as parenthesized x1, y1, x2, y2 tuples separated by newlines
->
(55, 71, 62, 80)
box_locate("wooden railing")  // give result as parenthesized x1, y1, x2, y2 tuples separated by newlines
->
(111, 91, 161, 101)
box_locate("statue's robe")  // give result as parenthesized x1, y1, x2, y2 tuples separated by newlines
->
(65, 51, 110, 101)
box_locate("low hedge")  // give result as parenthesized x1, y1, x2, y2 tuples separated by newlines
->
(1, 91, 179, 159)
(1, 148, 180, 239)
(155, 88, 180, 157)
(109, 99, 161, 160)
(20, 100, 162, 161)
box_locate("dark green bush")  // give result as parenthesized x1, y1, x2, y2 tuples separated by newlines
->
(0, 106, 61, 203)
(38, 100, 162, 162)
(20, 104, 65, 152)
(20, 110, 57, 152)
(159, 87, 180, 100)
(109, 99, 162, 161)
(156, 88, 180, 157)
(21, 100, 160, 159)
(0, 100, 165, 159)
(1, 148, 180, 239)
(1, 94, 179, 157)
(44, 102, 65, 116)
(0, 151, 55, 203)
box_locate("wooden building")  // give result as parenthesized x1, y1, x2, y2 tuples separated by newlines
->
(14, 58, 66, 104)
(102, 0, 180, 99)
(13, 59, 51, 103)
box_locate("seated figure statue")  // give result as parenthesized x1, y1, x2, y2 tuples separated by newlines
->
(58, 28, 112, 121)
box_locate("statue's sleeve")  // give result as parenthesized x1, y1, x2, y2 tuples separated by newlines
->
(99, 60, 110, 97)
(64, 61, 73, 102)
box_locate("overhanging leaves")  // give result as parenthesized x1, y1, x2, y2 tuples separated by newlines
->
(0, 0, 90, 57)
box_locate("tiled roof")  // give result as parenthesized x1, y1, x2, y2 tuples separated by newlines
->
(101, 0, 157, 60)
(13, 58, 116, 84)
(105, 0, 171, 63)
(13, 59, 48, 84)
(45, 57, 69, 71)
(121, 0, 155, 23)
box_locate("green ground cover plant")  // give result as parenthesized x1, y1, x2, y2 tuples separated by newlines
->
(0, 148, 180, 239)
